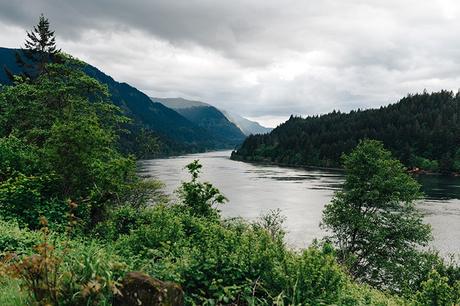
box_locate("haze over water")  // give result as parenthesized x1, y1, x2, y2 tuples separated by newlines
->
(139, 151, 460, 256)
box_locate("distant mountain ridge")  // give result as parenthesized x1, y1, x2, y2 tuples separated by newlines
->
(152, 97, 208, 109)
(153, 97, 272, 136)
(151, 97, 246, 147)
(222, 111, 272, 135)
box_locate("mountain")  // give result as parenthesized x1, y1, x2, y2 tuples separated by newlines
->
(153, 97, 272, 136)
(152, 97, 208, 109)
(152, 97, 246, 147)
(222, 111, 272, 136)
(232, 91, 460, 173)
(82, 67, 215, 149)
(0, 47, 232, 155)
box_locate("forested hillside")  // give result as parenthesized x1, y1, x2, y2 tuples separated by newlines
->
(152, 97, 246, 147)
(232, 90, 460, 173)
(0, 47, 236, 156)
(153, 97, 272, 136)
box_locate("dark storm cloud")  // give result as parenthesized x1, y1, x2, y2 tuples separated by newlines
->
(1, 0, 460, 127)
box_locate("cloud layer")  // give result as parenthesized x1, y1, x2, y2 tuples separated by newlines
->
(1, 0, 460, 127)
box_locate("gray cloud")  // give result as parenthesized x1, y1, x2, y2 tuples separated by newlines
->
(1, 0, 460, 127)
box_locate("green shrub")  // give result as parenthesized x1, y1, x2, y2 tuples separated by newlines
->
(339, 282, 406, 305)
(177, 160, 226, 218)
(113, 204, 187, 259)
(276, 246, 346, 305)
(0, 173, 67, 229)
(0, 136, 42, 180)
(58, 240, 129, 306)
(0, 219, 41, 256)
(112, 204, 352, 305)
(415, 270, 458, 306)
(1, 221, 129, 306)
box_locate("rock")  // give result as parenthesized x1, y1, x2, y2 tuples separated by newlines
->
(113, 272, 184, 306)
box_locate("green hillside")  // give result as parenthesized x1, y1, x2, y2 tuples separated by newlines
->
(152, 97, 246, 147)
(0, 47, 235, 156)
(232, 91, 460, 173)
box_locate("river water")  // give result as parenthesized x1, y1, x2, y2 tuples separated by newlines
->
(138, 151, 460, 255)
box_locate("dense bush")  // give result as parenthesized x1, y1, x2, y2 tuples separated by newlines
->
(0, 220, 41, 256)
(0, 136, 66, 228)
(0, 220, 128, 306)
(97, 203, 369, 305)
(415, 270, 460, 305)
(0, 278, 28, 306)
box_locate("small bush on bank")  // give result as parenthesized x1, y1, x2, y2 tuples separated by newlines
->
(0, 219, 41, 256)
(0, 218, 129, 306)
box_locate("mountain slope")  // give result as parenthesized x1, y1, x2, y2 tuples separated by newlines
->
(152, 97, 246, 147)
(232, 91, 460, 173)
(222, 111, 272, 135)
(152, 97, 208, 109)
(153, 97, 272, 136)
(82, 66, 214, 147)
(0, 47, 219, 154)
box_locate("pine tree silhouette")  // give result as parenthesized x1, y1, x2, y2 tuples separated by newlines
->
(4, 14, 61, 82)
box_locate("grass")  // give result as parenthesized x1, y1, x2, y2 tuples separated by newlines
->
(0, 277, 28, 306)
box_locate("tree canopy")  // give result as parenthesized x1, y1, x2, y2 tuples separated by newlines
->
(322, 140, 432, 290)
(232, 91, 460, 174)
(0, 56, 137, 230)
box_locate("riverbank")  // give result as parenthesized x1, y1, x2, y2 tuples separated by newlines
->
(230, 152, 344, 172)
(140, 150, 460, 256)
(231, 151, 460, 177)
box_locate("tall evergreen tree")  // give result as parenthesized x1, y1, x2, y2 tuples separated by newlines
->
(24, 14, 58, 52)
(4, 14, 60, 81)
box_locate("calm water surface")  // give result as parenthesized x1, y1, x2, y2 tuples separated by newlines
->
(139, 151, 460, 255)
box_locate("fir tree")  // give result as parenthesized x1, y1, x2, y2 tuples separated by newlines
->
(4, 14, 61, 81)
(24, 14, 58, 54)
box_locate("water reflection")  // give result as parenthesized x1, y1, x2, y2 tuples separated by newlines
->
(139, 150, 460, 255)
(416, 175, 460, 200)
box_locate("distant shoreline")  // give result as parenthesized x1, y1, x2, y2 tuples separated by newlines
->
(142, 149, 460, 177)
(229, 154, 344, 173)
(230, 154, 460, 177)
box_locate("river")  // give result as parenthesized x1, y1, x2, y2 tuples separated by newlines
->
(138, 150, 460, 256)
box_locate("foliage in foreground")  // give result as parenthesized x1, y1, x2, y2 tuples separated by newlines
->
(0, 217, 128, 306)
(0, 55, 143, 231)
(0, 206, 406, 306)
(322, 140, 432, 292)
(0, 160, 459, 305)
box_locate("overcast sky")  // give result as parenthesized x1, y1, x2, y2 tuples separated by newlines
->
(1, 1, 460, 127)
